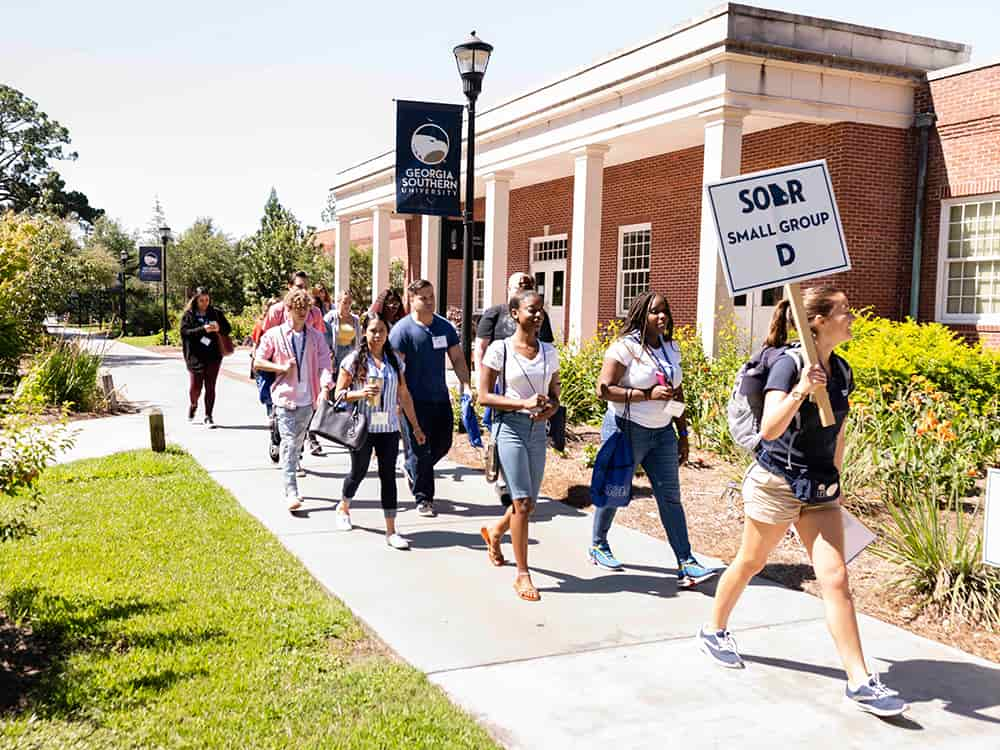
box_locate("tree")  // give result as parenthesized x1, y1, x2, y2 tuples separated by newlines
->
(320, 189, 337, 224)
(390, 258, 405, 292)
(349, 246, 373, 311)
(168, 218, 244, 312)
(145, 196, 168, 245)
(0, 85, 102, 224)
(238, 189, 318, 304)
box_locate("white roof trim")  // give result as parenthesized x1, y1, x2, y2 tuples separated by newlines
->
(928, 56, 1000, 81)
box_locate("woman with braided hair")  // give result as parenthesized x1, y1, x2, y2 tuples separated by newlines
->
(333, 313, 425, 549)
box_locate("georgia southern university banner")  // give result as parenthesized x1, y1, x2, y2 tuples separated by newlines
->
(138, 246, 162, 282)
(395, 100, 463, 216)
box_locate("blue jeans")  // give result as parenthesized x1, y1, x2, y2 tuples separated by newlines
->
(592, 408, 692, 563)
(400, 400, 454, 505)
(275, 405, 313, 496)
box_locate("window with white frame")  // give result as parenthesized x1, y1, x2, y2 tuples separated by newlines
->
(939, 196, 1000, 321)
(473, 260, 485, 313)
(617, 224, 651, 316)
(531, 236, 568, 263)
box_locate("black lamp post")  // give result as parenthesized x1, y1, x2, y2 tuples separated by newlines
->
(453, 31, 492, 371)
(119, 248, 129, 336)
(159, 225, 171, 345)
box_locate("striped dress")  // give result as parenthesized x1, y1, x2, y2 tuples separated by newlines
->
(339, 351, 404, 433)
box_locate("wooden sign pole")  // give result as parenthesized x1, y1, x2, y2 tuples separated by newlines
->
(784, 282, 835, 427)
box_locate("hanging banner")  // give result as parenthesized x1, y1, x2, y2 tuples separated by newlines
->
(705, 159, 850, 296)
(395, 100, 463, 217)
(138, 246, 162, 282)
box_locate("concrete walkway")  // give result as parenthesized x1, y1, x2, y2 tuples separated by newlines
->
(58, 336, 1000, 749)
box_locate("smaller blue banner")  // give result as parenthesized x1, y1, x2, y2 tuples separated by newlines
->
(138, 246, 162, 282)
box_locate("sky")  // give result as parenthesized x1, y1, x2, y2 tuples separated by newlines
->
(3, 0, 997, 241)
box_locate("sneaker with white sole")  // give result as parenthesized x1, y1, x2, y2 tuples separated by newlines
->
(335, 511, 352, 531)
(286, 494, 302, 512)
(416, 502, 436, 518)
(697, 626, 745, 669)
(679, 559, 721, 588)
(845, 674, 908, 717)
(589, 545, 624, 571)
(386, 533, 410, 550)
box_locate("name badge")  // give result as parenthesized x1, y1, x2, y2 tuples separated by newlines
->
(371, 412, 389, 427)
(432, 335, 448, 350)
(663, 400, 686, 418)
(200, 336, 212, 347)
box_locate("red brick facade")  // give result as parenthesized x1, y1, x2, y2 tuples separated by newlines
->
(919, 64, 1000, 347)
(403, 72, 999, 348)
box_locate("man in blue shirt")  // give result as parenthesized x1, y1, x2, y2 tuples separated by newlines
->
(389, 279, 472, 517)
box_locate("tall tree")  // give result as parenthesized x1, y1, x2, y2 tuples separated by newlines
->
(0, 84, 102, 224)
(239, 189, 318, 303)
(168, 218, 244, 312)
(144, 196, 168, 245)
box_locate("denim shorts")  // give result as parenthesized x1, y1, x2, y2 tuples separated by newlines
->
(492, 411, 547, 502)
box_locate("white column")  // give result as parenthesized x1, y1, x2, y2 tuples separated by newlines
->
(484, 171, 513, 308)
(335, 217, 352, 296)
(568, 144, 609, 345)
(696, 106, 745, 357)
(371, 205, 391, 302)
(420, 215, 441, 284)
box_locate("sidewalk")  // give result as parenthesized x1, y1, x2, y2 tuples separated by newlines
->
(59, 338, 1000, 749)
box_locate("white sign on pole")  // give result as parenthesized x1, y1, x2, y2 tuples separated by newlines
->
(705, 159, 851, 296)
(985, 468, 1000, 568)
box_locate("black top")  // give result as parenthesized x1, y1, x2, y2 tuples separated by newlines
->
(476, 303, 555, 344)
(759, 351, 853, 475)
(180, 306, 232, 372)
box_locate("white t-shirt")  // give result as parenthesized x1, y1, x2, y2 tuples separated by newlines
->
(289, 330, 313, 407)
(606, 334, 683, 429)
(482, 339, 559, 415)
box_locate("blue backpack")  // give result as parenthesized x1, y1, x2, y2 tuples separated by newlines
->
(590, 403, 635, 508)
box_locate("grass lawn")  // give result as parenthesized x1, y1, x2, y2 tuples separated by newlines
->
(118, 333, 169, 348)
(0, 449, 497, 749)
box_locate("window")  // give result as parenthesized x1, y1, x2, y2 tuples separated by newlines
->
(531, 237, 568, 263)
(617, 224, 651, 316)
(473, 260, 485, 313)
(938, 196, 1000, 322)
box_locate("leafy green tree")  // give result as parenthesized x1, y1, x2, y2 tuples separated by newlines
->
(390, 258, 405, 292)
(349, 246, 373, 311)
(0, 85, 102, 224)
(167, 219, 244, 312)
(239, 189, 318, 304)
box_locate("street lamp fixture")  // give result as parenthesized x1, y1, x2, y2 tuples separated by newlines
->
(452, 31, 493, 372)
(159, 225, 171, 345)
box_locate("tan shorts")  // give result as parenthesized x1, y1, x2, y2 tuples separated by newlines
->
(742, 463, 839, 525)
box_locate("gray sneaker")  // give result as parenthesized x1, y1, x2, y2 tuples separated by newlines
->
(416, 502, 436, 518)
(845, 674, 908, 717)
(697, 627, 745, 669)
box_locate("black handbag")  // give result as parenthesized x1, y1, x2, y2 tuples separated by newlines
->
(310, 395, 368, 450)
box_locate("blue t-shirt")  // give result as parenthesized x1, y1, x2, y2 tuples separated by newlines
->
(759, 352, 853, 475)
(389, 314, 459, 402)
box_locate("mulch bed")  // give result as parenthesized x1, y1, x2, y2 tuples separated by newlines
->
(449, 429, 1000, 664)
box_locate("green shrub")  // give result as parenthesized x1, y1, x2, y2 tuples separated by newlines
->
(841, 311, 1000, 411)
(227, 308, 257, 344)
(15, 338, 104, 412)
(674, 318, 749, 459)
(876, 489, 1000, 631)
(555, 321, 621, 426)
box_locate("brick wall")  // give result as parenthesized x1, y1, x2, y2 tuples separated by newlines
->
(919, 64, 1000, 347)
(500, 120, 917, 336)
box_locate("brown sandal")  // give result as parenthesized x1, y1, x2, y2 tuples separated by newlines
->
(513, 574, 540, 602)
(480, 527, 505, 567)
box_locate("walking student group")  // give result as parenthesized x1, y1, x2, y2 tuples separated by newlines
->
(178, 270, 909, 718)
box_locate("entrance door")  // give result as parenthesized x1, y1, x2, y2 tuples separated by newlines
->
(529, 235, 568, 342)
(734, 286, 783, 351)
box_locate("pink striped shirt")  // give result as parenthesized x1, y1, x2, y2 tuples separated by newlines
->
(257, 322, 333, 410)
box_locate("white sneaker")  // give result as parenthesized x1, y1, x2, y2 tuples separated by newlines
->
(296, 466, 307, 478)
(286, 494, 302, 511)
(335, 511, 352, 531)
(386, 533, 410, 550)
(416, 502, 436, 518)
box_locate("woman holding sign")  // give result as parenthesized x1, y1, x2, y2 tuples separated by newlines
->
(697, 286, 908, 717)
(589, 291, 716, 588)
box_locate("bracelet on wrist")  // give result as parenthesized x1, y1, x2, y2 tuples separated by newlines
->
(677, 428, 688, 438)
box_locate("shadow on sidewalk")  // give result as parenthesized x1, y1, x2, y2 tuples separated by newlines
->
(529, 564, 680, 598)
(102, 353, 174, 367)
(742, 653, 1000, 726)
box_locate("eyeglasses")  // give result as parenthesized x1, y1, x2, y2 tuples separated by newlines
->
(517, 277, 533, 288)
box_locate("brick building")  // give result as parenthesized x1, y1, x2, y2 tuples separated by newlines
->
(328, 3, 1000, 350)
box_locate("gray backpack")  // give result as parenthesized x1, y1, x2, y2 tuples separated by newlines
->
(727, 345, 851, 454)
